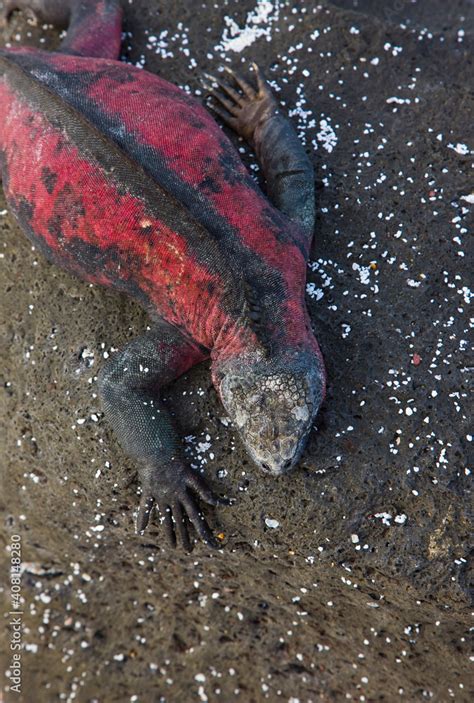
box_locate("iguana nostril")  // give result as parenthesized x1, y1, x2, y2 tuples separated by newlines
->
(283, 459, 292, 470)
(261, 462, 270, 471)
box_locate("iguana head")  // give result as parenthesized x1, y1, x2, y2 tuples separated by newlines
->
(217, 350, 325, 475)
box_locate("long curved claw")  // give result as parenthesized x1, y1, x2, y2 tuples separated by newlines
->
(160, 505, 177, 548)
(208, 87, 239, 116)
(181, 493, 219, 549)
(182, 471, 226, 548)
(224, 65, 256, 98)
(136, 493, 154, 533)
(251, 62, 274, 99)
(185, 470, 230, 507)
(201, 76, 238, 128)
(207, 100, 238, 130)
(204, 72, 244, 106)
(172, 501, 192, 552)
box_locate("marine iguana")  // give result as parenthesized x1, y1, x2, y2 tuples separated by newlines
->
(0, 0, 326, 549)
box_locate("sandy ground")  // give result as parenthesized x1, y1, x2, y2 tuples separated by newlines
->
(0, 1, 472, 701)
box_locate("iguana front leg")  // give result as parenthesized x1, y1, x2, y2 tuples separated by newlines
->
(98, 321, 227, 550)
(206, 64, 315, 244)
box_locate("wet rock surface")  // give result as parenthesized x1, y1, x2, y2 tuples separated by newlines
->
(0, 1, 472, 701)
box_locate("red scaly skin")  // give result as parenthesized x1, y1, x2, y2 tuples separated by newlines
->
(0, 70, 256, 353)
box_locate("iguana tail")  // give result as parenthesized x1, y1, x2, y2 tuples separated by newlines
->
(1, 0, 123, 59)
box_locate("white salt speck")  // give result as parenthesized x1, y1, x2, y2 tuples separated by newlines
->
(80, 348, 95, 365)
(306, 282, 324, 300)
(386, 96, 411, 105)
(216, 1, 280, 54)
(316, 118, 338, 153)
(460, 193, 474, 204)
(265, 517, 280, 529)
(447, 142, 471, 155)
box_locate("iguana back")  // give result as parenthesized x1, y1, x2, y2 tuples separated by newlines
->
(0, 48, 308, 348)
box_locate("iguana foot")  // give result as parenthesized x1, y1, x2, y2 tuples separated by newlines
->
(205, 64, 279, 146)
(137, 462, 229, 551)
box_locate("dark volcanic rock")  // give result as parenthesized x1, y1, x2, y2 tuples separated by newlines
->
(0, 1, 472, 701)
